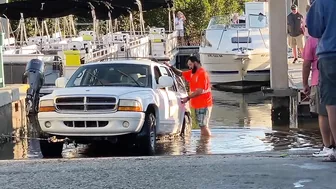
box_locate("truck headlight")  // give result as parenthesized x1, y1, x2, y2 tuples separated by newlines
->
(118, 99, 142, 112)
(39, 100, 55, 112)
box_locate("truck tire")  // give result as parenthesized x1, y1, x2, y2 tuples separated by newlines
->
(181, 113, 192, 137)
(39, 140, 63, 158)
(138, 112, 156, 156)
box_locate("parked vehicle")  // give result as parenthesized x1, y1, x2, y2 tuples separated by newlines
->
(37, 59, 192, 157)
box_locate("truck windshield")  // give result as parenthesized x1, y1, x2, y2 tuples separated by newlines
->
(66, 63, 151, 88)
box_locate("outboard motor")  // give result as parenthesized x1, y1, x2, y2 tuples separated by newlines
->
(22, 59, 45, 115)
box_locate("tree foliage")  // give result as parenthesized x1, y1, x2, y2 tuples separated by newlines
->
(144, 0, 251, 39)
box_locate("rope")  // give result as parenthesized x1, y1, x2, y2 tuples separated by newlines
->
(0, 134, 70, 143)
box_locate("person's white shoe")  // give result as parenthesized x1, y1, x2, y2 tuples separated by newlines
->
(312, 147, 334, 157)
(327, 149, 336, 162)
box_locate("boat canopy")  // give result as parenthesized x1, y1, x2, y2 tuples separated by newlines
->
(0, 0, 174, 20)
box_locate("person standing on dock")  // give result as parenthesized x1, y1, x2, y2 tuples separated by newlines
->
(287, 4, 305, 64)
(175, 11, 186, 46)
(302, 35, 335, 157)
(164, 56, 213, 137)
(306, 0, 336, 161)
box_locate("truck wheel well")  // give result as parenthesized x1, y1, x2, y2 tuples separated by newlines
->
(146, 104, 158, 116)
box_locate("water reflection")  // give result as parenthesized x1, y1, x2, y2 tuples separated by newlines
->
(0, 136, 28, 160)
(210, 91, 273, 128)
(0, 91, 321, 160)
(57, 128, 321, 158)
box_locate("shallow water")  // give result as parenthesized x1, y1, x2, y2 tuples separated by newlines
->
(0, 90, 321, 160)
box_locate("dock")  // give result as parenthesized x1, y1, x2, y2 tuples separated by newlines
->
(287, 59, 312, 118)
(287, 59, 305, 90)
(261, 58, 313, 120)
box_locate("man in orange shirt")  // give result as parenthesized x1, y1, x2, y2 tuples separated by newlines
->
(164, 56, 213, 136)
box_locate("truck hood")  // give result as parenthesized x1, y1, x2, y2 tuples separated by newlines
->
(47, 87, 152, 98)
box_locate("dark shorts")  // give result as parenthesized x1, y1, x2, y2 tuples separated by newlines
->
(310, 86, 328, 116)
(319, 57, 336, 106)
(194, 106, 212, 127)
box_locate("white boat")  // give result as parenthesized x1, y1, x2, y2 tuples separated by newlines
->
(199, 1, 270, 91)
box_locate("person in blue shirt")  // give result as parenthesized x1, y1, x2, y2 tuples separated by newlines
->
(306, 0, 336, 161)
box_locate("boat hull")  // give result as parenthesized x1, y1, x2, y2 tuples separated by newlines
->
(200, 51, 270, 81)
(200, 52, 270, 92)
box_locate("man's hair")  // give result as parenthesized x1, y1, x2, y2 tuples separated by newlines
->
(187, 55, 200, 64)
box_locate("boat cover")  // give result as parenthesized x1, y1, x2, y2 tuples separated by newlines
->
(0, 0, 174, 20)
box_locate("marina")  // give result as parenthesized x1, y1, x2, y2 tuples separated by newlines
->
(0, 0, 319, 158)
(199, 2, 270, 91)
(2, 0, 335, 188)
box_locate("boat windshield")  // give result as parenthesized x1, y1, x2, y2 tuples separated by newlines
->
(207, 16, 231, 30)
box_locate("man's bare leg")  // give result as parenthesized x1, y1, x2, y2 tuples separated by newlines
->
(319, 115, 334, 147)
(331, 132, 336, 147)
(299, 48, 304, 58)
(292, 47, 298, 59)
(181, 37, 185, 46)
(326, 106, 336, 145)
(292, 47, 299, 63)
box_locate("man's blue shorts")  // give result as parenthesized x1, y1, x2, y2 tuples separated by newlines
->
(319, 56, 336, 106)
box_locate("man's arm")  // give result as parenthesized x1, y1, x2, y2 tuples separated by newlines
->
(301, 16, 306, 34)
(187, 88, 203, 100)
(287, 14, 293, 34)
(306, 1, 325, 38)
(302, 60, 311, 88)
(187, 73, 206, 100)
(302, 38, 312, 89)
(169, 66, 183, 76)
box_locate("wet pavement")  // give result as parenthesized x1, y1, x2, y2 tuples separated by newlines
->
(0, 90, 322, 160)
(2, 155, 336, 189)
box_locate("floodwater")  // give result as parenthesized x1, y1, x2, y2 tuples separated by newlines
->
(0, 90, 322, 160)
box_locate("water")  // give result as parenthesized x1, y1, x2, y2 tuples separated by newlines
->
(0, 90, 322, 160)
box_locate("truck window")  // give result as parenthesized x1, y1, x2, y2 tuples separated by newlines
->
(175, 75, 187, 93)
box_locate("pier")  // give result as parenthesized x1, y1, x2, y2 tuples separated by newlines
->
(261, 0, 310, 126)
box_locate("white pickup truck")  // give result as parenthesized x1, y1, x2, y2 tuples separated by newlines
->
(37, 59, 192, 157)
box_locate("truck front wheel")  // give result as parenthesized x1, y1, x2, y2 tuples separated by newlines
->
(137, 112, 156, 156)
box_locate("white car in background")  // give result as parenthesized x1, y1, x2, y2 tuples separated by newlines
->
(37, 59, 192, 157)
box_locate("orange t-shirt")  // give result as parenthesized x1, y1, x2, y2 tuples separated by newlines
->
(182, 67, 213, 109)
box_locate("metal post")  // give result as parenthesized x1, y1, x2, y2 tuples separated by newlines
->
(0, 0, 8, 38)
(0, 32, 5, 88)
(298, 0, 309, 18)
(286, 0, 292, 16)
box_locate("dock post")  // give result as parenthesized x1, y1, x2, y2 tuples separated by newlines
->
(298, 0, 309, 18)
(269, 0, 290, 125)
(0, 32, 4, 88)
(286, 0, 292, 15)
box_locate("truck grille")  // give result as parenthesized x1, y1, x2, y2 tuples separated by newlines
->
(55, 96, 117, 112)
(64, 121, 108, 128)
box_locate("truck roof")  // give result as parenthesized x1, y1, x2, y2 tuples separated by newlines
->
(85, 59, 164, 67)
